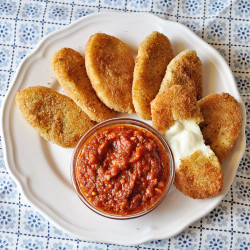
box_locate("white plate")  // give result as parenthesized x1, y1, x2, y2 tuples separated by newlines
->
(1, 12, 246, 245)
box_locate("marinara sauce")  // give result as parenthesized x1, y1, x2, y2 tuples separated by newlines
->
(76, 124, 170, 216)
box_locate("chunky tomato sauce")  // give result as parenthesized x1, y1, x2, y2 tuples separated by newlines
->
(76, 124, 170, 216)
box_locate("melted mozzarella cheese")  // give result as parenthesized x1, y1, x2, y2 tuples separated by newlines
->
(164, 119, 212, 169)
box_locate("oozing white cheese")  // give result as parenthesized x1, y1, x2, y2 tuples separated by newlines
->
(164, 119, 213, 169)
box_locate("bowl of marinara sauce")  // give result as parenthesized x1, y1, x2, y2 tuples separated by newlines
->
(71, 118, 175, 219)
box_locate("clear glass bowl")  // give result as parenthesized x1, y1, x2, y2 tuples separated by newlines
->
(71, 118, 175, 220)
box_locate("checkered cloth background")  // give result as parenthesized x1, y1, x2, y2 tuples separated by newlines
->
(0, 0, 249, 249)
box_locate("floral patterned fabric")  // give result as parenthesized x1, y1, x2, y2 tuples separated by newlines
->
(0, 0, 249, 249)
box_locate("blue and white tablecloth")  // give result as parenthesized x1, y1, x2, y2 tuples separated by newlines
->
(0, 0, 249, 249)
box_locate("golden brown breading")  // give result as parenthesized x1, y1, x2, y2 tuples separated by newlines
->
(198, 93, 242, 163)
(15, 86, 96, 148)
(151, 85, 203, 133)
(51, 48, 116, 122)
(159, 49, 202, 100)
(175, 150, 223, 199)
(132, 31, 174, 120)
(85, 33, 135, 113)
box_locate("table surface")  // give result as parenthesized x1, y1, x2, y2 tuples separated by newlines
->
(0, 0, 249, 249)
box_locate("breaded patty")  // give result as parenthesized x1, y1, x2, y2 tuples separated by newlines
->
(85, 33, 135, 113)
(159, 49, 202, 100)
(51, 48, 116, 122)
(198, 93, 242, 163)
(151, 85, 223, 199)
(151, 85, 203, 132)
(132, 31, 174, 120)
(175, 150, 223, 199)
(15, 86, 96, 147)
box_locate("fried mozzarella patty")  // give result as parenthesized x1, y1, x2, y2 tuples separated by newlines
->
(15, 86, 96, 147)
(51, 48, 116, 122)
(132, 31, 173, 120)
(159, 49, 202, 100)
(151, 85, 203, 133)
(85, 33, 135, 113)
(198, 93, 242, 163)
(151, 85, 223, 199)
